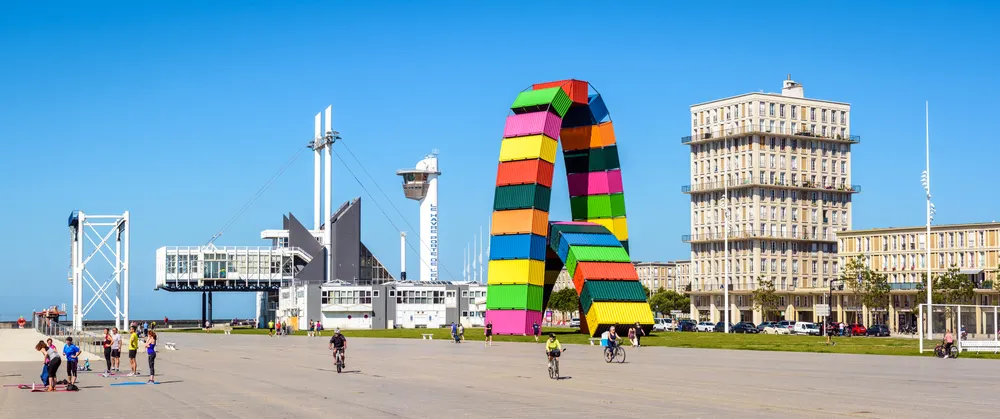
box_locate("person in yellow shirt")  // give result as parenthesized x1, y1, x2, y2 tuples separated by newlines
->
(127, 326, 140, 376)
(544, 333, 563, 366)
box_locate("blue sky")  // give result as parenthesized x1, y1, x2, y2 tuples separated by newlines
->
(1, 1, 997, 320)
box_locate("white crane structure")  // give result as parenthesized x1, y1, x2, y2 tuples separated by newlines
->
(68, 210, 130, 331)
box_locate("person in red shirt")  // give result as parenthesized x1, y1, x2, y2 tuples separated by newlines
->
(17, 316, 25, 329)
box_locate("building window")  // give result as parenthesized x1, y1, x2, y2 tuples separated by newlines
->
(810, 108, 816, 121)
(779, 104, 786, 118)
(769, 103, 775, 116)
(791, 105, 797, 119)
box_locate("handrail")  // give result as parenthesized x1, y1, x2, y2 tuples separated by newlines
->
(682, 126, 860, 144)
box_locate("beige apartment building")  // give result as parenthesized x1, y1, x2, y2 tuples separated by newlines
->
(683, 77, 858, 324)
(837, 222, 1000, 332)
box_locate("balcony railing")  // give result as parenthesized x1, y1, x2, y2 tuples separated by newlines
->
(681, 178, 861, 194)
(682, 125, 860, 144)
(682, 230, 838, 243)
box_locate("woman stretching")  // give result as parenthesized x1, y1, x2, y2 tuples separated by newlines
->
(102, 328, 112, 374)
(145, 331, 157, 384)
(35, 340, 61, 391)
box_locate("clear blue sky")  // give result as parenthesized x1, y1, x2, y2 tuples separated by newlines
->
(1, 1, 997, 320)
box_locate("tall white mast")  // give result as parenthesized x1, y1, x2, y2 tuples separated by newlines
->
(473, 234, 478, 283)
(925, 101, 933, 339)
(323, 106, 333, 282)
(313, 112, 322, 231)
(479, 225, 484, 284)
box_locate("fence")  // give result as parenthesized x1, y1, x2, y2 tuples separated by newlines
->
(33, 318, 105, 358)
(917, 304, 999, 353)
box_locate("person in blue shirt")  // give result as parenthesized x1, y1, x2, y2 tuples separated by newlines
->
(532, 322, 541, 342)
(63, 337, 81, 386)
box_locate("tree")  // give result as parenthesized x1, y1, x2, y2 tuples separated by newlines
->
(642, 285, 652, 301)
(841, 255, 891, 324)
(547, 287, 580, 322)
(751, 277, 781, 321)
(915, 267, 976, 306)
(648, 290, 690, 316)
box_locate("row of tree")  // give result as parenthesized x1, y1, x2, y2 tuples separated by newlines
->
(546, 256, 979, 322)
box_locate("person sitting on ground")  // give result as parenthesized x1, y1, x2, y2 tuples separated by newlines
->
(328, 329, 347, 367)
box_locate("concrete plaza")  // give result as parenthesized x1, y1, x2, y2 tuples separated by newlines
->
(1, 332, 997, 418)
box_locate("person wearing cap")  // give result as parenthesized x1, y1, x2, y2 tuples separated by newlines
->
(62, 337, 81, 386)
(544, 333, 563, 366)
(328, 328, 347, 368)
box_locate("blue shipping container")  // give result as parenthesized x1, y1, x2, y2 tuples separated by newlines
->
(588, 94, 609, 124)
(559, 232, 621, 248)
(489, 234, 547, 261)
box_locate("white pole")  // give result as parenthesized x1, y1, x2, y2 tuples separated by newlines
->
(123, 211, 130, 329)
(324, 106, 333, 283)
(724, 141, 730, 333)
(473, 234, 478, 283)
(70, 220, 78, 331)
(463, 244, 467, 281)
(926, 101, 933, 340)
(479, 225, 484, 285)
(400, 232, 407, 281)
(75, 211, 85, 331)
(314, 112, 322, 231)
(115, 226, 122, 330)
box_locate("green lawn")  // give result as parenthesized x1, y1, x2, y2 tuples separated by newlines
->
(161, 327, 1000, 358)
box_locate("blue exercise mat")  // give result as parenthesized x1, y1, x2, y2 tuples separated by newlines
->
(110, 381, 158, 386)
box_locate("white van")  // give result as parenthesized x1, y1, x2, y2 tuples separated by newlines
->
(792, 322, 816, 335)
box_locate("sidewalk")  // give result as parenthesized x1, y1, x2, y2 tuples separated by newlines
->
(0, 329, 100, 362)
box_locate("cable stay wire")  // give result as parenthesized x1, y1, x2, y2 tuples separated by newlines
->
(206, 144, 309, 246)
(330, 145, 459, 281)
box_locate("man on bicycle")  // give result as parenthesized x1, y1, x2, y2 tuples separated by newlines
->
(544, 333, 562, 364)
(328, 329, 347, 367)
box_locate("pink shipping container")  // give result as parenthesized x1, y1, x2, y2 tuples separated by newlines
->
(485, 309, 543, 335)
(567, 170, 624, 196)
(503, 111, 563, 139)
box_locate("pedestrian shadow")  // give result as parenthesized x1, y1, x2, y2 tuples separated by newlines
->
(315, 368, 361, 374)
(555, 376, 573, 381)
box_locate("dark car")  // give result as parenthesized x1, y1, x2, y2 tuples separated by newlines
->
(678, 319, 697, 332)
(866, 324, 890, 337)
(733, 322, 758, 334)
(713, 322, 735, 333)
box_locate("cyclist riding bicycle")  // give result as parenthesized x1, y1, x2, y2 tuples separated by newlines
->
(328, 329, 347, 366)
(942, 329, 954, 358)
(545, 333, 562, 363)
(606, 326, 620, 351)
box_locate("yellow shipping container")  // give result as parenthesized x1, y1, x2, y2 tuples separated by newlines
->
(499, 135, 557, 164)
(487, 259, 545, 286)
(585, 217, 614, 232)
(585, 301, 654, 329)
(612, 216, 629, 241)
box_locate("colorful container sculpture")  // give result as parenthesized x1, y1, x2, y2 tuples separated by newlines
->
(487, 79, 654, 337)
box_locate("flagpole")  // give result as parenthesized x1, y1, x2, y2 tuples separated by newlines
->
(479, 226, 484, 285)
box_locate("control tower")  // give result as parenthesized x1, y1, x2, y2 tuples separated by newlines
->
(397, 151, 440, 282)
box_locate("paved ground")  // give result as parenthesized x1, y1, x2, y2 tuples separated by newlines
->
(0, 329, 100, 362)
(1, 333, 997, 418)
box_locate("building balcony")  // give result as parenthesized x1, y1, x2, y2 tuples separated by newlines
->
(681, 178, 861, 194)
(681, 126, 860, 145)
(682, 230, 838, 243)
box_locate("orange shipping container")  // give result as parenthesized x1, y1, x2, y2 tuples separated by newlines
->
(532, 79, 589, 105)
(561, 121, 617, 151)
(495, 159, 555, 188)
(491, 209, 549, 236)
(596, 121, 616, 147)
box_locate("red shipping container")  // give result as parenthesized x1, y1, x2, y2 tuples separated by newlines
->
(533, 79, 589, 105)
(572, 262, 638, 293)
(495, 160, 554, 188)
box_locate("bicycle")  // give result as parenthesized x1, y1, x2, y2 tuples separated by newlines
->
(934, 342, 959, 359)
(603, 340, 626, 364)
(547, 348, 566, 379)
(333, 348, 345, 373)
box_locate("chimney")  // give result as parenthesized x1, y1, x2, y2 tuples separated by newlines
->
(781, 75, 804, 98)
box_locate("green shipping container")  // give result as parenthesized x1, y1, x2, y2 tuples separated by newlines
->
(494, 184, 552, 212)
(486, 284, 544, 311)
(510, 87, 572, 118)
(566, 245, 630, 275)
(579, 280, 648, 314)
(569, 195, 612, 219)
(610, 193, 626, 217)
(563, 146, 622, 173)
(601, 145, 621, 171)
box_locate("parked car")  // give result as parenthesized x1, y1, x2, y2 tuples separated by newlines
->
(792, 322, 816, 335)
(713, 322, 735, 333)
(866, 324, 890, 337)
(653, 318, 672, 332)
(569, 318, 580, 328)
(678, 319, 697, 332)
(663, 318, 676, 331)
(757, 321, 777, 333)
(764, 324, 790, 334)
(847, 323, 867, 336)
(696, 321, 715, 332)
(733, 322, 758, 334)
(777, 320, 797, 332)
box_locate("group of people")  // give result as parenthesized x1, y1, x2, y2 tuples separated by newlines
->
(267, 319, 293, 337)
(450, 322, 465, 343)
(32, 325, 157, 392)
(100, 326, 158, 382)
(307, 319, 324, 337)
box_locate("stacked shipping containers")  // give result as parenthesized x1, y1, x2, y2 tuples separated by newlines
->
(486, 79, 653, 336)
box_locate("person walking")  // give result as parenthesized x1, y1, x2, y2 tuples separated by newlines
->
(458, 323, 465, 343)
(110, 327, 122, 372)
(145, 331, 158, 384)
(308, 319, 314, 337)
(143, 321, 149, 338)
(268, 319, 275, 337)
(484, 321, 493, 347)
(634, 322, 645, 347)
(62, 337, 80, 387)
(450, 322, 458, 343)
(532, 322, 541, 342)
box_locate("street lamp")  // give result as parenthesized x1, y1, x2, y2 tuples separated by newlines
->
(827, 279, 843, 341)
(722, 150, 732, 334)
(922, 101, 934, 340)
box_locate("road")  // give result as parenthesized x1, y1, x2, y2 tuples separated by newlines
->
(0, 333, 995, 418)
